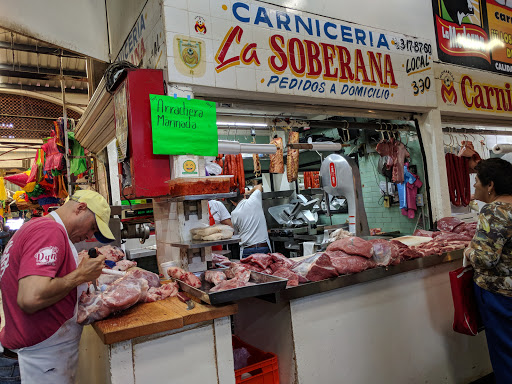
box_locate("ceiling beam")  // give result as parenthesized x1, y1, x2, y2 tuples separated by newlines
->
(0, 69, 87, 82)
(0, 83, 87, 94)
(0, 64, 86, 78)
(0, 41, 84, 59)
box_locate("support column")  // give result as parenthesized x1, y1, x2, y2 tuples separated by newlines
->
(415, 109, 451, 220)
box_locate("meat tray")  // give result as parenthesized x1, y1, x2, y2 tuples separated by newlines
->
(177, 270, 288, 305)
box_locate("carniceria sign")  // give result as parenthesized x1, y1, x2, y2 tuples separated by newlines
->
(167, 1, 437, 108)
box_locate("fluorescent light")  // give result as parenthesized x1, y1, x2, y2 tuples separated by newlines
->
(216, 122, 268, 127)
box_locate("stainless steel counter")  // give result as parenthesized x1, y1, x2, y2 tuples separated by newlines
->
(258, 249, 463, 303)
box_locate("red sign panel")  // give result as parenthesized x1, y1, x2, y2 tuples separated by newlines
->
(329, 162, 337, 188)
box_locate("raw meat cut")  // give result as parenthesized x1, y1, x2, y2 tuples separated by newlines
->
(166, 267, 202, 288)
(242, 264, 265, 273)
(413, 229, 435, 237)
(328, 254, 376, 275)
(113, 259, 137, 271)
(146, 282, 179, 303)
(436, 217, 463, 232)
(241, 253, 273, 269)
(286, 131, 299, 182)
(392, 141, 410, 183)
(253, 154, 261, 177)
(77, 269, 168, 325)
(270, 253, 296, 270)
(97, 245, 125, 262)
(209, 279, 254, 292)
(368, 239, 401, 266)
(205, 270, 227, 286)
(329, 228, 354, 242)
(327, 237, 374, 258)
(292, 253, 338, 282)
(390, 240, 424, 260)
(269, 137, 284, 174)
(272, 268, 299, 287)
(225, 263, 251, 282)
(212, 253, 231, 267)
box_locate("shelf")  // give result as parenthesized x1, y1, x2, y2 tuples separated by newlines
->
(171, 236, 241, 249)
(165, 192, 237, 202)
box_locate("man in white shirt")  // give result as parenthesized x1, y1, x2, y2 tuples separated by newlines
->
(231, 185, 271, 258)
(208, 200, 232, 226)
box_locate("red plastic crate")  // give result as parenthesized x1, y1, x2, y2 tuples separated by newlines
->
(233, 335, 280, 384)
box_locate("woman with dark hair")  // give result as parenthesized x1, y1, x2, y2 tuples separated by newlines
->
(464, 158, 512, 383)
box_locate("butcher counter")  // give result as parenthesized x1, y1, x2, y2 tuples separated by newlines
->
(76, 296, 237, 384)
(76, 249, 493, 384)
(234, 250, 494, 384)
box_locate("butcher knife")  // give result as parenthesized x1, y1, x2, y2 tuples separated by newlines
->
(177, 292, 195, 310)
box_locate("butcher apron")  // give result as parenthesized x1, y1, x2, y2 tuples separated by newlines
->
(14, 211, 87, 384)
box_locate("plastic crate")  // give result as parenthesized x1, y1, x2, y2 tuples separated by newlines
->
(232, 335, 279, 384)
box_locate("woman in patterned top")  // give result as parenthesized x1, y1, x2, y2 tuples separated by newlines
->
(464, 158, 512, 383)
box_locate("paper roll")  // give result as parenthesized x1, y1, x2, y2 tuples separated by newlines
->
(492, 143, 512, 154)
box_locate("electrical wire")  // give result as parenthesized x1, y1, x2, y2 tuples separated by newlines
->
(104, 61, 137, 94)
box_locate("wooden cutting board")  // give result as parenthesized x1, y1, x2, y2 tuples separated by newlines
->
(92, 296, 237, 345)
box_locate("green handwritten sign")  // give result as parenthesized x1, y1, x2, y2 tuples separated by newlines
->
(150, 95, 218, 156)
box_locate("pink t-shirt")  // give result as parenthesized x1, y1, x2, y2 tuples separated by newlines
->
(0, 217, 77, 349)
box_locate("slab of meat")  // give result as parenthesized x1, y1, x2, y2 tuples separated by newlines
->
(413, 229, 436, 238)
(205, 270, 227, 286)
(166, 267, 202, 288)
(209, 279, 254, 293)
(434, 231, 472, 243)
(327, 237, 374, 258)
(77, 269, 161, 325)
(253, 154, 261, 177)
(390, 240, 423, 260)
(368, 239, 401, 266)
(272, 268, 299, 287)
(270, 253, 296, 270)
(241, 253, 273, 269)
(292, 253, 338, 282)
(113, 259, 137, 271)
(286, 131, 299, 182)
(392, 141, 410, 183)
(97, 245, 125, 262)
(225, 263, 251, 282)
(328, 254, 376, 275)
(269, 137, 284, 174)
(437, 217, 463, 232)
(212, 253, 231, 267)
(146, 282, 179, 303)
(243, 264, 265, 273)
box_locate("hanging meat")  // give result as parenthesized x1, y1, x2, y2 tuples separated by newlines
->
(375, 137, 410, 183)
(269, 136, 284, 174)
(445, 153, 471, 207)
(253, 154, 261, 177)
(287, 131, 300, 182)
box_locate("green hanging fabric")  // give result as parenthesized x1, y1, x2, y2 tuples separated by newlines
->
(69, 132, 87, 176)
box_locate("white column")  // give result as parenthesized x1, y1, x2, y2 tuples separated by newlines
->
(416, 109, 451, 220)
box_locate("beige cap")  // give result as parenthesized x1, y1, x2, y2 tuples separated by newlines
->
(69, 190, 115, 243)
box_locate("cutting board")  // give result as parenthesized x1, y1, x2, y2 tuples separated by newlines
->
(392, 235, 433, 247)
(92, 296, 237, 345)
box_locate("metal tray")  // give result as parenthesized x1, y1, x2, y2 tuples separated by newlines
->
(177, 270, 288, 305)
(171, 236, 241, 249)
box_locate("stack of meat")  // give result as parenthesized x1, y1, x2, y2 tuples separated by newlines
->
(404, 216, 476, 256)
(214, 154, 245, 194)
(77, 269, 178, 324)
(206, 263, 254, 292)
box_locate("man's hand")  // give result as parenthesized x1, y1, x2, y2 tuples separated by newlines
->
(17, 254, 106, 314)
(76, 253, 106, 283)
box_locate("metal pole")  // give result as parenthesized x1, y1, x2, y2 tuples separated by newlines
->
(60, 54, 72, 196)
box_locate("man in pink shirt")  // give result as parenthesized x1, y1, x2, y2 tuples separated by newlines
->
(0, 190, 114, 383)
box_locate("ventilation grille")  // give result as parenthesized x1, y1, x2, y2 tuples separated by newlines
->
(0, 93, 82, 139)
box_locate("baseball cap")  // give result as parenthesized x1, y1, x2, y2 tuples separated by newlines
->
(69, 190, 115, 243)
